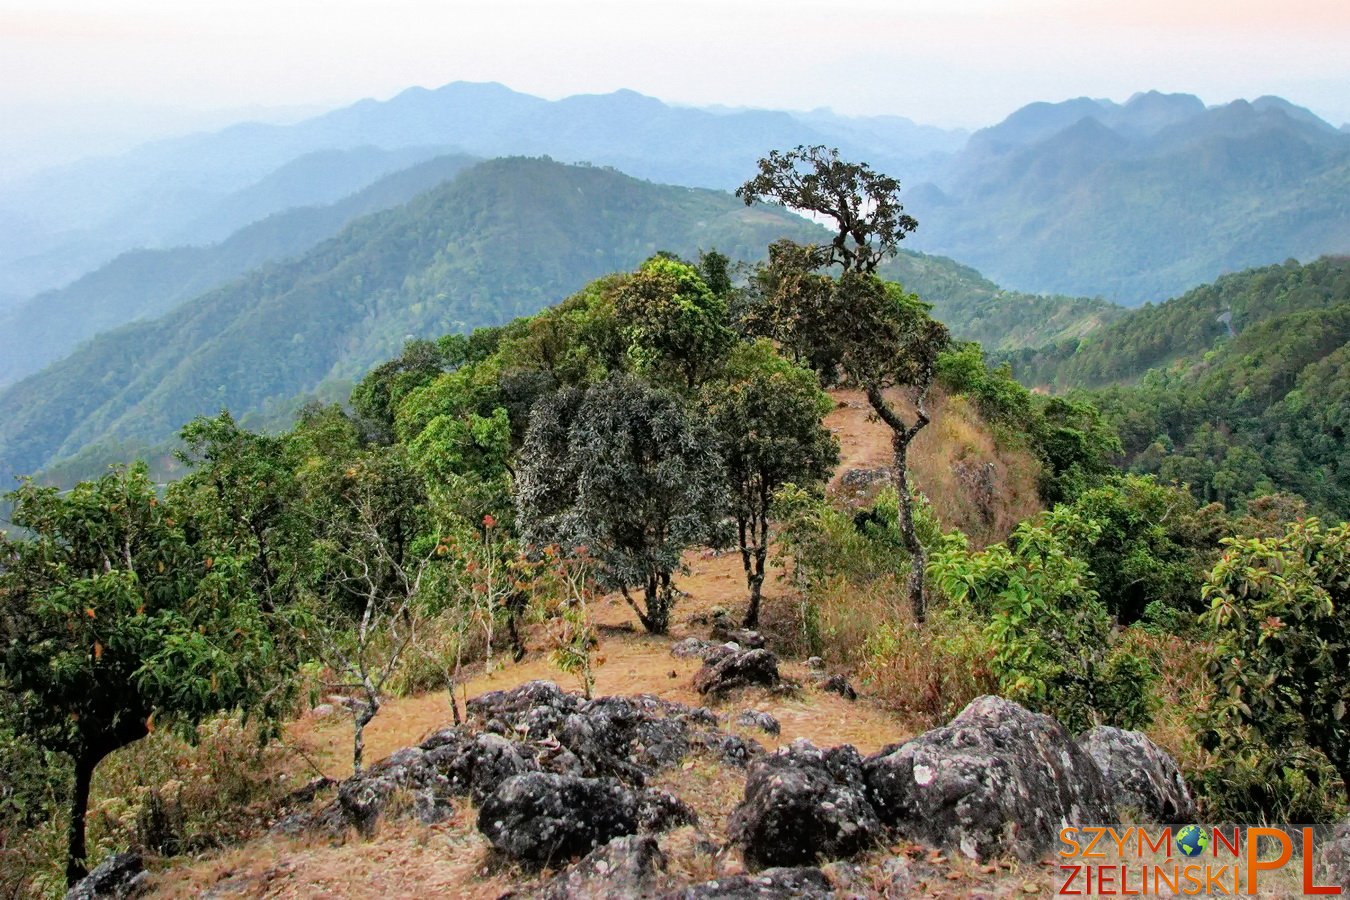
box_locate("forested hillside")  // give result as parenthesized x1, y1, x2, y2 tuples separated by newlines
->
(0, 157, 826, 481)
(908, 93, 1350, 302)
(1008, 257, 1350, 515)
(0, 154, 477, 387)
(0, 158, 1118, 485)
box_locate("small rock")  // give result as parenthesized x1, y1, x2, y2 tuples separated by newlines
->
(806, 657, 826, 671)
(537, 834, 668, 900)
(1078, 726, 1195, 822)
(691, 731, 763, 767)
(728, 739, 882, 868)
(671, 637, 717, 659)
(819, 674, 857, 701)
(65, 852, 147, 900)
(693, 648, 780, 698)
(477, 772, 638, 864)
(735, 710, 781, 736)
(638, 788, 699, 832)
(723, 629, 766, 649)
(665, 866, 833, 899)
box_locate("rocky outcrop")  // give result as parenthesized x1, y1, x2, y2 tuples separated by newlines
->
(664, 866, 833, 899)
(638, 788, 699, 832)
(537, 834, 668, 899)
(863, 695, 1114, 860)
(728, 739, 882, 868)
(1078, 726, 1195, 822)
(65, 852, 147, 900)
(693, 649, 780, 697)
(478, 773, 639, 864)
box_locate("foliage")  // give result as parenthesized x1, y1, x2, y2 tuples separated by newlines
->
(737, 145, 916, 274)
(540, 547, 604, 700)
(702, 341, 838, 625)
(1196, 519, 1350, 811)
(1011, 258, 1350, 518)
(515, 374, 728, 634)
(0, 464, 298, 883)
(615, 256, 734, 390)
(1064, 476, 1226, 624)
(929, 509, 1156, 732)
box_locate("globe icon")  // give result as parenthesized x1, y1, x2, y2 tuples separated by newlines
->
(1176, 825, 1209, 858)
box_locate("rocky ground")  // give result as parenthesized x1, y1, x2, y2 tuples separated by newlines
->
(64, 394, 1347, 898)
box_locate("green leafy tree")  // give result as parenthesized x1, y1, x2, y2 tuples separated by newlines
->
(516, 374, 727, 634)
(1198, 519, 1350, 809)
(737, 144, 916, 274)
(0, 465, 295, 884)
(614, 256, 735, 391)
(741, 149, 946, 620)
(703, 341, 838, 626)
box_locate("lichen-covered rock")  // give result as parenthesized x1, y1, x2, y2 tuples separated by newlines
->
(863, 695, 1114, 860)
(818, 674, 857, 701)
(690, 730, 763, 767)
(478, 773, 639, 864)
(424, 731, 539, 802)
(671, 637, 718, 659)
(1078, 726, 1195, 822)
(664, 866, 833, 899)
(64, 852, 147, 900)
(537, 834, 668, 900)
(336, 747, 453, 833)
(728, 739, 882, 868)
(693, 649, 780, 697)
(468, 680, 581, 739)
(735, 710, 781, 736)
(638, 787, 699, 832)
(1319, 819, 1350, 889)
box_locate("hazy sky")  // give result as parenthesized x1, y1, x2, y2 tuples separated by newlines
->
(3, 0, 1348, 172)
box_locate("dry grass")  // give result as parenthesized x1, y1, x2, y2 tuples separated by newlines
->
(824, 389, 1043, 548)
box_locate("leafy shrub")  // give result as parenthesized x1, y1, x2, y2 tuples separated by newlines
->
(929, 508, 1156, 732)
(1195, 519, 1350, 816)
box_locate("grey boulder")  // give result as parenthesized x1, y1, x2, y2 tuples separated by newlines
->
(728, 739, 882, 868)
(863, 695, 1114, 860)
(1078, 726, 1195, 822)
(477, 772, 638, 864)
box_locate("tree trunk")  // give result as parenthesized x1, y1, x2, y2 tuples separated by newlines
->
(352, 699, 379, 775)
(892, 431, 927, 623)
(865, 384, 931, 624)
(65, 751, 96, 886)
(744, 544, 768, 628)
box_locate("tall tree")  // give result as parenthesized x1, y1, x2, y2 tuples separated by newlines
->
(0, 466, 295, 885)
(737, 145, 916, 275)
(704, 341, 838, 627)
(516, 374, 727, 634)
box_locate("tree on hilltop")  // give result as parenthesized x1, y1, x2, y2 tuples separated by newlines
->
(740, 149, 947, 620)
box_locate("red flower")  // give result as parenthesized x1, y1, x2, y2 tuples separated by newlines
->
(483, 514, 497, 529)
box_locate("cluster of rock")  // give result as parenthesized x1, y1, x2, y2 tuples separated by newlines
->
(272, 681, 754, 866)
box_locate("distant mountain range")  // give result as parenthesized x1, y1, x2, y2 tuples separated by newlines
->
(907, 92, 1350, 303)
(0, 82, 965, 300)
